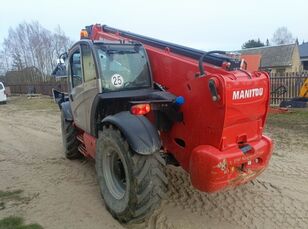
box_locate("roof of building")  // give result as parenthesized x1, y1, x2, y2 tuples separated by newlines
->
(299, 42, 308, 58)
(239, 44, 296, 68)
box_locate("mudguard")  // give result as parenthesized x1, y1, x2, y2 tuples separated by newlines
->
(102, 111, 161, 155)
(60, 101, 73, 121)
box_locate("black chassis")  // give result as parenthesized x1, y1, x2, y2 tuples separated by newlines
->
(53, 39, 183, 156)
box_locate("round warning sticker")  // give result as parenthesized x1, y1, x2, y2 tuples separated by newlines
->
(111, 74, 124, 88)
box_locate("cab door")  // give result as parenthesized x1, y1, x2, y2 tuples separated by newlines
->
(68, 46, 87, 130)
(80, 43, 100, 133)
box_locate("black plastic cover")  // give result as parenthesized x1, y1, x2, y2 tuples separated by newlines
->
(60, 101, 73, 121)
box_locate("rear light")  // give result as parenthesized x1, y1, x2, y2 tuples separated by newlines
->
(130, 104, 151, 115)
(4, 90, 7, 95)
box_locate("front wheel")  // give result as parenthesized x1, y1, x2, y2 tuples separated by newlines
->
(95, 126, 167, 223)
(60, 111, 82, 159)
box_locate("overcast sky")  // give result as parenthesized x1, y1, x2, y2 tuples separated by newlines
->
(0, 0, 307, 51)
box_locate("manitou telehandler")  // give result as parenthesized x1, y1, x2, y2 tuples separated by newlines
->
(52, 24, 273, 223)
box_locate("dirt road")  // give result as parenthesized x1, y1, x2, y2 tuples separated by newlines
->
(0, 96, 307, 229)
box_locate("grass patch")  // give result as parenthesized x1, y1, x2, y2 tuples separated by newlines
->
(0, 190, 23, 199)
(266, 110, 308, 135)
(0, 190, 31, 211)
(10, 96, 58, 111)
(0, 216, 43, 229)
(0, 191, 41, 228)
(266, 109, 308, 151)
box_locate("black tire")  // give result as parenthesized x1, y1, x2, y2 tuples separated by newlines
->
(95, 126, 167, 223)
(60, 111, 82, 159)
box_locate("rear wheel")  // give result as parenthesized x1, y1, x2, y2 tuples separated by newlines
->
(96, 126, 167, 223)
(60, 111, 82, 159)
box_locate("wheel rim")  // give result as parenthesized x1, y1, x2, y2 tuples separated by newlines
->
(103, 147, 127, 200)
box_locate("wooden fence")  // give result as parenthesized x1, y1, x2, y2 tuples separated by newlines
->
(7, 81, 68, 96)
(270, 73, 308, 106)
(0, 67, 68, 96)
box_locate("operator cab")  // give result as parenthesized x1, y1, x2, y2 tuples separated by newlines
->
(52, 39, 153, 93)
(52, 39, 157, 133)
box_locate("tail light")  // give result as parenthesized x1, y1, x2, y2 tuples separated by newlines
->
(130, 104, 151, 115)
(4, 90, 7, 95)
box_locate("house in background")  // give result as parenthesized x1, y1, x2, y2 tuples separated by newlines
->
(239, 43, 303, 74)
(299, 42, 308, 70)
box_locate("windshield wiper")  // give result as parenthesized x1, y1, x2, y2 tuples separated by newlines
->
(124, 80, 147, 88)
(107, 50, 137, 54)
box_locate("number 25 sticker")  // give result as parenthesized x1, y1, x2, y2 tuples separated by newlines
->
(111, 74, 124, 88)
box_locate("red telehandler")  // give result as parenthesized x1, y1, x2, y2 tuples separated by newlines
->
(52, 24, 273, 223)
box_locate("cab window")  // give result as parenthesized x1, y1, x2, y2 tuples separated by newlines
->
(70, 49, 83, 88)
(81, 44, 96, 82)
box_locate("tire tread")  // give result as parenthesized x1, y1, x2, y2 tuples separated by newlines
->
(61, 112, 82, 159)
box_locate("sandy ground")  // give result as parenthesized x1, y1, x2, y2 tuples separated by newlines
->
(0, 96, 307, 229)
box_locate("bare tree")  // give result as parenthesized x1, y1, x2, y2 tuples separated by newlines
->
(50, 25, 73, 74)
(0, 48, 8, 75)
(272, 27, 295, 45)
(1, 21, 73, 78)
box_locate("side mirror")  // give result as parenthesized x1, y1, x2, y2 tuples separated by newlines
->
(52, 52, 68, 77)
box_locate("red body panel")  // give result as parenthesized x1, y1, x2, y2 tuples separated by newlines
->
(83, 132, 96, 158)
(87, 25, 273, 193)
